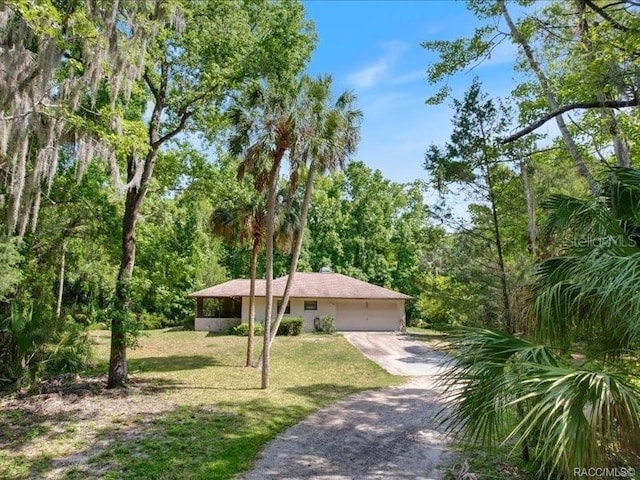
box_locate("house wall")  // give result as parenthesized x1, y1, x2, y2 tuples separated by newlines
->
(194, 317, 240, 332)
(240, 297, 404, 332)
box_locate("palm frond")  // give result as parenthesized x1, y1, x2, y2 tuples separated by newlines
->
(437, 327, 558, 445)
(508, 365, 640, 477)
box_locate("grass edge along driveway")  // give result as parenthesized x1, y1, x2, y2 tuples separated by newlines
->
(0, 330, 403, 480)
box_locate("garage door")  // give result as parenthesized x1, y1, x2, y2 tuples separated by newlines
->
(336, 301, 398, 331)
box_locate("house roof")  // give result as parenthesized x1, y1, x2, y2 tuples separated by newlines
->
(188, 272, 412, 300)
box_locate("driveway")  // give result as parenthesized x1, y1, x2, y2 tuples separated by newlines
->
(239, 333, 455, 480)
(342, 332, 448, 378)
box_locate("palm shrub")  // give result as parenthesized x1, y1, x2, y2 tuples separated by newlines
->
(0, 303, 93, 390)
(314, 315, 336, 334)
(532, 168, 640, 356)
(440, 328, 640, 478)
(440, 169, 640, 477)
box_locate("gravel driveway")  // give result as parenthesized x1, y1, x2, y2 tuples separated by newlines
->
(239, 333, 455, 480)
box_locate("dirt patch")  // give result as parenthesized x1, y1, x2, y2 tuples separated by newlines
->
(0, 375, 179, 479)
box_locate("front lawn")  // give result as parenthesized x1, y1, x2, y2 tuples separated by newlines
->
(0, 330, 402, 479)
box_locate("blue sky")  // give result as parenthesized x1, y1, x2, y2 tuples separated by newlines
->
(303, 0, 520, 185)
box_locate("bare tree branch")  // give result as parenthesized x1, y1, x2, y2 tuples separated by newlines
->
(583, 0, 630, 31)
(501, 97, 639, 144)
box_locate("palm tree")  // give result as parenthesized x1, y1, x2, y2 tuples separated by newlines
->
(210, 188, 300, 367)
(267, 75, 361, 349)
(227, 75, 360, 388)
(227, 78, 304, 388)
(439, 328, 640, 477)
(533, 167, 640, 355)
(211, 193, 265, 367)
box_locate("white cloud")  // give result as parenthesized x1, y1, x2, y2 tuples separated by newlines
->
(390, 70, 425, 86)
(345, 40, 409, 90)
(347, 59, 389, 89)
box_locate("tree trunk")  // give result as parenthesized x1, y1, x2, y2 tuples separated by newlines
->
(107, 59, 186, 388)
(246, 239, 259, 367)
(499, 0, 599, 195)
(486, 168, 513, 333)
(267, 162, 317, 349)
(107, 147, 159, 389)
(55, 240, 66, 319)
(107, 187, 137, 388)
(520, 160, 537, 256)
(261, 157, 282, 389)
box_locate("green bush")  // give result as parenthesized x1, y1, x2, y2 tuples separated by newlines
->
(73, 313, 90, 326)
(0, 304, 93, 391)
(276, 317, 303, 336)
(137, 312, 166, 330)
(314, 315, 336, 334)
(231, 323, 264, 336)
(43, 321, 93, 376)
(410, 319, 429, 329)
(181, 317, 194, 331)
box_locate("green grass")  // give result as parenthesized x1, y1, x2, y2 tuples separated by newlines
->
(0, 330, 402, 479)
(406, 326, 451, 349)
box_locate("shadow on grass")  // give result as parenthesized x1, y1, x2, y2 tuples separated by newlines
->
(128, 355, 223, 373)
(284, 383, 376, 408)
(61, 400, 313, 480)
(205, 331, 235, 338)
(407, 331, 449, 342)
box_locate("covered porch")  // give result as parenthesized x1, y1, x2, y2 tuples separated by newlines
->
(193, 296, 242, 332)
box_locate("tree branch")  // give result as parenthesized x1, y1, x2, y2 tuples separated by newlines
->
(153, 110, 193, 147)
(501, 97, 639, 143)
(583, 0, 629, 32)
(143, 69, 159, 102)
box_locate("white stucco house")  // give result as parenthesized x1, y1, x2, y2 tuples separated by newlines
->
(188, 270, 412, 332)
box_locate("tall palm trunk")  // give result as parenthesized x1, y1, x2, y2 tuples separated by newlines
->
(261, 155, 283, 389)
(268, 162, 317, 349)
(498, 0, 599, 195)
(246, 238, 259, 367)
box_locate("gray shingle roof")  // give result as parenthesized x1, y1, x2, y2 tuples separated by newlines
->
(188, 272, 412, 300)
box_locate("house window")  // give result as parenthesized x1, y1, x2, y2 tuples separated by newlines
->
(304, 300, 318, 311)
(277, 300, 290, 314)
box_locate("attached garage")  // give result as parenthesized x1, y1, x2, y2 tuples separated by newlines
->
(336, 300, 402, 331)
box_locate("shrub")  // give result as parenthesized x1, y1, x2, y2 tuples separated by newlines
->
(0, 304, 93, 391)
(181, 317, 195, 331)
(411, 319, 429, 329)
(43, 321, 93, 376)
(137, 312, 166, 330)
(231, 323, 264, 336)
(276, 317, 303, 336)
(73, 313, 90, 326)
(314, 315, 336, 334)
